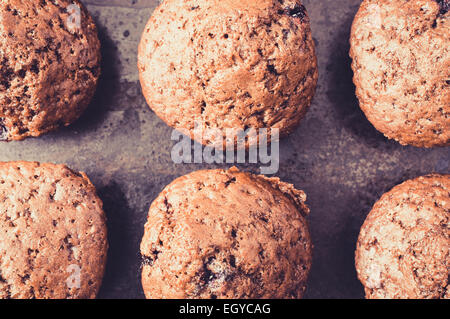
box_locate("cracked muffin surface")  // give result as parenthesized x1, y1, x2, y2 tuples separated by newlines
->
(355, 174, 450, 299)
(350, 0, 450, 147)
(0, 161, 108, 299)
(140, 167, 312, 299)
(0, 0, 101, 141)
(138, 0, 318, 147)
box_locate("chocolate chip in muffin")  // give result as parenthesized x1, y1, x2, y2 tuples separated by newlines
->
(138, 0, 318, 148)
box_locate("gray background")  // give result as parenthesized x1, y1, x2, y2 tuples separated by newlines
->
(0, 0, 448, 299)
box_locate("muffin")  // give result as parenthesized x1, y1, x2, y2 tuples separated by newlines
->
(350, 0, 449, 147)
(0, 162, 108, 299)
(0, 0, 101, 141)
(355, 174, 449, 299)
(140, 167, 312, 299)
(138, 0, 318, 147)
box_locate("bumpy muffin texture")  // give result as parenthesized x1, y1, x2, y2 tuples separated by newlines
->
(138, 0, 318, 147)
(0, 162, 108, 299)
(350, 0, 450, 147)
(140, 167, 312, 299)
(356, 174, 449, 299)
(0, 0, 101, 141)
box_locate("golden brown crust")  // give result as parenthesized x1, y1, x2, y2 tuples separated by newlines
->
(140, 167, 312, 299)
(0, 0, 101, 141)
(355, 174, 449, 299)
(350, 0, 450, 147)
(138, 0, 318, 147)
(0, 161, 108, 299)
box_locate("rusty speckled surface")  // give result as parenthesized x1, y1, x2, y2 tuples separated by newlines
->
(0, 0, 448, 299)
